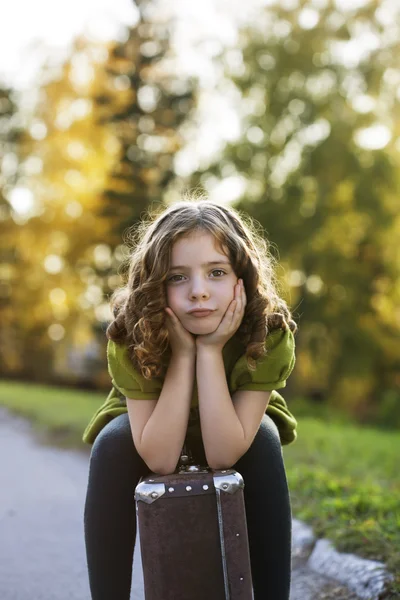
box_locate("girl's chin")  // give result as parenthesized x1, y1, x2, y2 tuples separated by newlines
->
(188, 325, 216, 333)
(185, 322, 218, 335)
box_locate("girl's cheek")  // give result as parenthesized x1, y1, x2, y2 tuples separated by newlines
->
(166, 287, 178, 307)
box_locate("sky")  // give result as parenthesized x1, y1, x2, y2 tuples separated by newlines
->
(0, 0, 139, 91)
(0, 0, 379, 91)
(0, 0, 261, 92)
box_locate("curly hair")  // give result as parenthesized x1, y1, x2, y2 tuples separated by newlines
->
(106, 193, 297, 379)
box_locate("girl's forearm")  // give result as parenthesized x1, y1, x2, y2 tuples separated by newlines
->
(196, 346, 246, 469)
(140, 352, 195, 474)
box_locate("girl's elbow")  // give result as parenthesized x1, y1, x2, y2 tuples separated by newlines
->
(210, 462, 233, 471)
(146, 459, 176, 476)
(209, 463, 232, 471)
(150, 465, 176, 476)
(206, 457, 235, 471)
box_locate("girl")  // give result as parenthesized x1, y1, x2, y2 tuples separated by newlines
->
(83, 197, 298, 600)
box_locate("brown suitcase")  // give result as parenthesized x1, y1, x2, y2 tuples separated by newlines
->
(135, 443, 253, 600)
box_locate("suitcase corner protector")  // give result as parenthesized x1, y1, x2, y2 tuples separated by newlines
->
(135, 481, 166, 504)
(213, 469, 244, 493)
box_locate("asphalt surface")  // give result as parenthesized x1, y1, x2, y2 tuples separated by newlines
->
(0, 407, 357, 600)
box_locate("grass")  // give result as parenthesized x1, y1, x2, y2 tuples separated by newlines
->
(283, 414, 400, 597)
(0, 379, 103, 449)
(1, 379, 399, 595)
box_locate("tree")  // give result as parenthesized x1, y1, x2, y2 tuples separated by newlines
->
(0, 85, 34, 375)
(189, 0, 400, 420)
(93, 0, 196, 239)
(2, 1, 197, 384)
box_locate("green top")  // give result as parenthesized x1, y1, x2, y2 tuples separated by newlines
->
(82, 327, 297, 446)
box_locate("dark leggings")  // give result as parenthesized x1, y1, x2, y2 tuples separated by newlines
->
(84, 413, 292, 600)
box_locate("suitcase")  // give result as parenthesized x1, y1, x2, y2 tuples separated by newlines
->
(135, 442, 254, 600)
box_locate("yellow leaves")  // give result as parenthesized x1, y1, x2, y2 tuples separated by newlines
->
(372, 276, 391, 294)
(72, 320, 93, 347)
(49, 288, 69, 321)
(0, 264, 16, 280)
(358, 312, 400, 359)
(334, 180, 354, 207)
(331, 376, 375, 414)
(370, 294, 393, 321)
(311, 210, 371, 257)
(48, 231, 70, 254)
(1, 40, 123, 358)
(362, 518, 379, 531)
(141, 167, 161, 185)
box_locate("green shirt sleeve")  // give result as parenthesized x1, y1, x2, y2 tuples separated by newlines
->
(107, 339, 163, 400)
(229, 327, 296, 393)
(229, 327, 297, 445)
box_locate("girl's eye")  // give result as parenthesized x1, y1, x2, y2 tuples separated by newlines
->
(167, 269, 226, 283)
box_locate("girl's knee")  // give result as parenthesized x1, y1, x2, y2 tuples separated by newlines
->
(235, 416, 291, 512)
(235, 415, 284, 470)
(90, 413, 141, 467)
(250, 415, 282, 455)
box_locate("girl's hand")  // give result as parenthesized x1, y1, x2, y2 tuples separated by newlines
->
(196, 279, 247, 353)
(164, 307, 197, 357)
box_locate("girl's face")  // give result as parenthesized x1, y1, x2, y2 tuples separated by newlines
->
(165, 231, 239, 335)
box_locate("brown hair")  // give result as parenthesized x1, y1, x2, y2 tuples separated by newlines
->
(107, 193, 297, 379)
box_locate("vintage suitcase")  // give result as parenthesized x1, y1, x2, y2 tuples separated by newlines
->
(135, 443, 254, 600)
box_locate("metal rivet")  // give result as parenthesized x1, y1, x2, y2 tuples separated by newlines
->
(236, 533, 240, 537)
(151, 492, 158, 498)
(222, 484, 228, 489)
(240, 577, 244, 581)
(168, 487, 175, 493)
(149, 479, 154, 482)
(203, 484, 209, 490)
(186, 486, 192, 491)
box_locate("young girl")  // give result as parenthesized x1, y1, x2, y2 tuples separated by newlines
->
(83, 197, 298, 600)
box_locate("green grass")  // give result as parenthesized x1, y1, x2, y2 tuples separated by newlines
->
(1, 379, 399, 595)
(283, 417, 400, 596)
(0, 380, 103, 448)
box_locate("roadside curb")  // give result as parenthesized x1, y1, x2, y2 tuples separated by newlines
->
(292, 519, 394, 599)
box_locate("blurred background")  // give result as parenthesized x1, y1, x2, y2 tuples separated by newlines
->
(1, 0, 399, 424)
(0, 0, 399, 591)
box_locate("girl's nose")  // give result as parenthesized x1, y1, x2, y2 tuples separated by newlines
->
(190, 282, 209, 300)
(191, 290, 209, 300)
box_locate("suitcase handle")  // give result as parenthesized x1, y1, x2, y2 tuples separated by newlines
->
(179, 442, 193, 465)
(177, 442, 211, 474)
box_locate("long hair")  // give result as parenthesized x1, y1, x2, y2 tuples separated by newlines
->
(106, 193, 297, 379)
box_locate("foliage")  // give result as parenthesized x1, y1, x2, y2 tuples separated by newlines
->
(0, 37, 122, 380)
(1, 1, 400, 427)
(0, 85, 41, 374)
(94, 0, 197, 238)
(0, 380, 104, 447)
(0, 3, 197, 381)
(188, 0, 400, 420)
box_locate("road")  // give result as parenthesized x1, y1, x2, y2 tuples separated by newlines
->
(0, 407, 356, 600)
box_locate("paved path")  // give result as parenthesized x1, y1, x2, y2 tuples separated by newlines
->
(0, 407, 356, 600)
